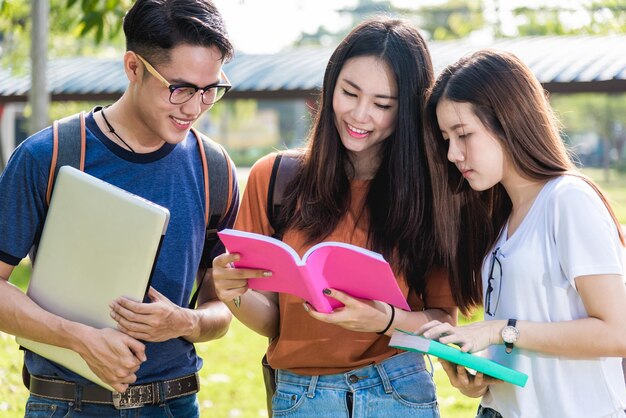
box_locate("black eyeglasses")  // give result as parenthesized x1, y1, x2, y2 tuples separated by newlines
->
(136, 54, 231, 106)
(485, 247, 502, 317)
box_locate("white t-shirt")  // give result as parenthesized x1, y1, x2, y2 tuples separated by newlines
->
(480, 175, 626, 418)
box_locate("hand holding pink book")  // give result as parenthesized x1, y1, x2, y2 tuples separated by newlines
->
(217, 229, 411, 313)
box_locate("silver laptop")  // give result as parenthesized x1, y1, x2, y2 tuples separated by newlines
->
(16, 166, 170, 391)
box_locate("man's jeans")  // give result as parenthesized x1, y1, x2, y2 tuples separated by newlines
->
(25, 393, 199, 417)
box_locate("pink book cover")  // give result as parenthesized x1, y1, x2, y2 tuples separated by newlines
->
(218, 229, 411, 313)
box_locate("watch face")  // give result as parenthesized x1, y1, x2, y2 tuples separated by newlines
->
(502, 326, 519, 343)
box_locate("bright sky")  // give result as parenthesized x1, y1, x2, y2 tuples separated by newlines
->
(213, 0, 356, 54)
(212, 0, 589, 54)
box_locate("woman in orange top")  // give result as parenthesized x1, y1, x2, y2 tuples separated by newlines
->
(213, 17, 479, 417)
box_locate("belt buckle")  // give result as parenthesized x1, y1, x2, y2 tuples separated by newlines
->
(112, 384, 153, 409)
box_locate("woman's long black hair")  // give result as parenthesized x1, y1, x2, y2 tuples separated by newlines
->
(279, 18, 441, 304)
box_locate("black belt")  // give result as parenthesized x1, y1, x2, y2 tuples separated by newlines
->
(29, 373, 199, 410)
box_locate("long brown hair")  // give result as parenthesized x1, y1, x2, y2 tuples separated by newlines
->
(279, 18, 439, 300)
(423, 49, 624, 312)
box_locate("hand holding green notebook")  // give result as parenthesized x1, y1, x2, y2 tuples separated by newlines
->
(389, 329, 528, 387)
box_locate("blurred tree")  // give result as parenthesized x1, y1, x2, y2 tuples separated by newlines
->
(511, 2, 626, 36)
(512, 6, 573, 35)
(66, 0, 131, 43)
(294, 0, 419, 47)
(587, 1, 626, 34)
(552, 93, 626, 176)
(337, 0, 415, 26)
(511, 2, 626, 173)
(292, 0, 626, 45)
(0, 0, 128, 133)
(416, 0, 486, 40)
(294, 26, 338, 48)
(0, 0, 128, 71)
(292, 0, 486, 46)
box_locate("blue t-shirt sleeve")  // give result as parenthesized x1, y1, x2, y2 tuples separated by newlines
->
(553, 178, 623, 284)
(0, 128, 53, 265)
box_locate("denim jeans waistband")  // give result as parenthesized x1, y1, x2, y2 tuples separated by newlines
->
(276, 351, 428, 394)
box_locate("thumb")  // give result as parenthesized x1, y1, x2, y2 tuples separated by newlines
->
(126, 337, 147, 362)
(147, 286, 165, 302)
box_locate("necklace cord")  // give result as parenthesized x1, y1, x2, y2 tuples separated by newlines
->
(100, 108, 136, 153)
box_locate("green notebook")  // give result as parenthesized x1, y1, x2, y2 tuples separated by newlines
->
(389, 329, 528, 387)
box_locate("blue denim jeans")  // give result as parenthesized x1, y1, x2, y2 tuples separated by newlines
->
(476, 405, 503, 418)
(24, 393, 199, 418)
(272, 351, 439, 418)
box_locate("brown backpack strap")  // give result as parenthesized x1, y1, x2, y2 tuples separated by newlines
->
(191, 127, 233, 226)
(46, 112, 86, 206)
(194, 128, 211, 226)
(190, 127, 233, 309)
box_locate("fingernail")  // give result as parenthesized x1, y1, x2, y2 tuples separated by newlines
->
(302, 303, 310, 312)
(263, 271, 272, 277)
(323, 288, 331, 295)
(233, 254, 240, 261)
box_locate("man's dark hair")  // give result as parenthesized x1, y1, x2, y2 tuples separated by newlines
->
(123, 0, 233, 64)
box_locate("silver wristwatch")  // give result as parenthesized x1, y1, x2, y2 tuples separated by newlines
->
(501, 318, 519, 354)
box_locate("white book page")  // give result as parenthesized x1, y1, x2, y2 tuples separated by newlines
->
(302, 241, 385, 263)
(389, 331, 431, 352)
(220, 229, 304, 264)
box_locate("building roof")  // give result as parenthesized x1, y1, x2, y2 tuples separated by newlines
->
(1, 34, 625, 103)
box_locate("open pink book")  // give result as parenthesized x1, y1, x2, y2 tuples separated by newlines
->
(218, 229, 411, 313)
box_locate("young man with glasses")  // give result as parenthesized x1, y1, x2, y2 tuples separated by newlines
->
(0, 1, 238, 416)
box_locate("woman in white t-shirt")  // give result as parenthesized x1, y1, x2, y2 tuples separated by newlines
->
(421, 49, 626, 418)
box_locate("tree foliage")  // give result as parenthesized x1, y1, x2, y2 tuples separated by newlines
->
(586, 1, 626, 34)
(66, 0, 132, 43)
(512, 2, 626, 36)
(291, 0, 626, 45)
(552, 93, 626, 168)
(294, 0, 421, 48)
(417, 0, 486, 40)
(0, 0, 128, 72)
(512, 6, 574, 35)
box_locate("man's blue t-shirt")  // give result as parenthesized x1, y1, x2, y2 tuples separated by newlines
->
(0, 109, 238, 384)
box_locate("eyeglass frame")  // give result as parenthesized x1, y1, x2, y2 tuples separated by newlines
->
(135, 54, 232, 106)
(485, 247, 502, 317)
